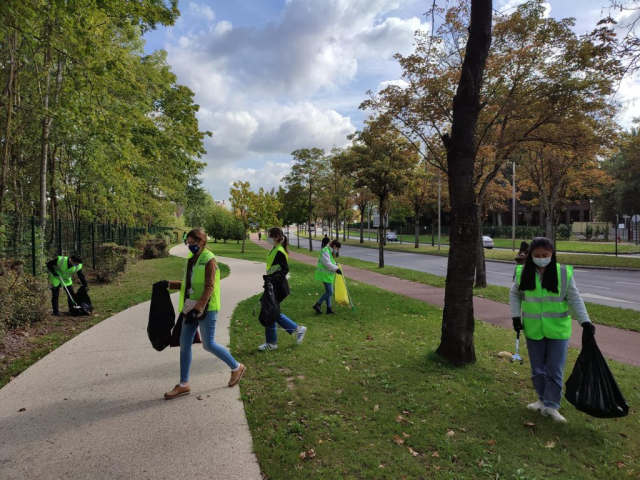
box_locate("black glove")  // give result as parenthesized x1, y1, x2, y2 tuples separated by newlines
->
(185, 308, 200, 324)
(581, 322, 596, 345)
(512, 317, 523, 333)
(336, 269, 342, 275)
(156, 280, 169, 289)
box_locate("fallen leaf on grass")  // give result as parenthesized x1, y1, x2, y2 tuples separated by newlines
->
(544, 441, 555, 449)
(317, 439, 323, 445)
(307, 449, 316, 459)
(392, 435, 405, 445)
(487, 439, 497, 446)
(497, 351, 513, 358)
(402, 410, 411, 416)
(617, 462, 625, 469)
(366, 334, 374, 341)
(409, 447, 420, 457)
(431, 452, 440, 458)
(446, 429, 455, 437)
(478, 460, 484, 468)
(524, 421, 536, 428)
(378, 464, 386, 469)
(373, 405, 379, 412)
(345, 366, 351, 371)
(402, 432, 410, 438)
(299, 452, 306, 460)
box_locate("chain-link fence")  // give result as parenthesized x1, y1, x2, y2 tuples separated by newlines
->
(0, 214, 177, 276)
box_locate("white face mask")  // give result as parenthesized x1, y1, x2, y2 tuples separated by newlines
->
(266, 237, 275, 246)
(533, 257, 552, 268)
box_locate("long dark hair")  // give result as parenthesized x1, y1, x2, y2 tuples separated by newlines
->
(519, 237, 559, 293)
(268, 227, 289, 254)
(321, 236, 330, 248)
(518, 241, 529, 256)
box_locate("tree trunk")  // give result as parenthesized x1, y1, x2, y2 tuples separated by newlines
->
(308, 189, 313, 252)
(360, 208, 365, 243)
(39, 48, 52, 226)
(343, 214, 347, 241)
(415, 214, 420, 248)
(378, 198, 385, 268)
(436, 0, 492, 367)
(241, 227, 246, 253)
(297, 224, 300, 248)
(475, 204, 487, 288)
(0, 29, 17, 212)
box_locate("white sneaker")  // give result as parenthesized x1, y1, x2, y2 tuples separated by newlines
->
(542, 407, 567, 423)
(296, 326, 307, 345)
(527, 400, 544, 412)
(258, 343, 278, 351)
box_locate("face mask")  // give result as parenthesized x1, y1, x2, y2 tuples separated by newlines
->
(266, 237, 275, 246)
(188, 244, 200, 255)
(532, 257, 551, 268)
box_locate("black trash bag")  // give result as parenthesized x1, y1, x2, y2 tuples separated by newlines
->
(564, 334, 629, 418)
(69, 286, 92, 316)
(148, 281, 176, 351)
(257, 276, 280, 327)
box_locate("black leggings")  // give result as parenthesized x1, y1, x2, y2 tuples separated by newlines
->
(51, 285, 75, 314)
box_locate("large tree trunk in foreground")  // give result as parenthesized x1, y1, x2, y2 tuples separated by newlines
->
(436, 0, 493, 367)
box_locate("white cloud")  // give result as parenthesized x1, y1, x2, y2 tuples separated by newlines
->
(188, 2, 215, 22)
(377, 79, 409, 91)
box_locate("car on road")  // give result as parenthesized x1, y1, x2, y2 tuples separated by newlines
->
(483, 235, 494, 249)
(386, 232, 398, 242)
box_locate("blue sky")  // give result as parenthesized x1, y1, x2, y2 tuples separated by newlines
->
(142, 0, 640, 201)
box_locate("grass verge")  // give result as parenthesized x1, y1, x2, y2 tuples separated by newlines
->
(300, 234, 640, 269)
(231, 257, 640, 479)
(0, 254, 230, 388)
(291, 246, 640, 333)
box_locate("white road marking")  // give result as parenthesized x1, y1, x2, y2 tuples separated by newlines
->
(487, 271, 514, 276)
(582, 293, 637, 304)
(576, 283, 610, 290)
(615, 281, 640, 286)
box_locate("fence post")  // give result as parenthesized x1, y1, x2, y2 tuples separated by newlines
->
(78, 221, 83, 255)
(91, 222, 96, 269)
(31, 217, 37, 275)
(58, 218, 62, 255)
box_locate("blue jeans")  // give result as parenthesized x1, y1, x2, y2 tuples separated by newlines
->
(525, 337, 569, 409)
(318, 282, 333, 308)
(180, 310, 239, 383)
(266, 313, 298, 344)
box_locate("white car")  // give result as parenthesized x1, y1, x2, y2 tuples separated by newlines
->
(386, 232, 398, 242)
(483, 236, 494, 249)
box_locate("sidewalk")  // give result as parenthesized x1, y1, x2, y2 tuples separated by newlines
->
(254, 237, 640, 367)
(0, 245, 263, 480)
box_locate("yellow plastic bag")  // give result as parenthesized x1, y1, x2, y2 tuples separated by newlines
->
(334, 268, 349, 307)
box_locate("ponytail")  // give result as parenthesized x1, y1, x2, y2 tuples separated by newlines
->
(268, 227, 289, 254)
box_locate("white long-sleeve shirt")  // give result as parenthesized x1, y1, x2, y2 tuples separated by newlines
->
(321, 249, 340, 273)
(510, 271, 591, 325)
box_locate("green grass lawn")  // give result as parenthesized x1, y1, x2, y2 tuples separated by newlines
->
(208, 239, 269, 262)
(291, 246, 640, 333)
(301, 234, 640, 269)
(1, 253, 230, 388)
(231, 258, 640, 479)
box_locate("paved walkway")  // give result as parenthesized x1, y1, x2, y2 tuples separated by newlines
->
(0, 245, 263, 480)
(254, 236, 640, 367)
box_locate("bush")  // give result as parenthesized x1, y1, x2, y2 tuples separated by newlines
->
(603, 226, 610, 241)
(95, 243, 136, 283)
(585, 224, 594, 241)
(556, 223, 572, 241)
(0, 259, 49, 337)
(136, 234, 169, 259)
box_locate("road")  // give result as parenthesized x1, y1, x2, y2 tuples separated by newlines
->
(290, 234, 640, 311)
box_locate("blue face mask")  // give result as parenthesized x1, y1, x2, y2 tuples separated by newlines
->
(188, 244, 200, 255)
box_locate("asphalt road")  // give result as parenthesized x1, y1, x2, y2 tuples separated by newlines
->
(291, 234, 640, 311)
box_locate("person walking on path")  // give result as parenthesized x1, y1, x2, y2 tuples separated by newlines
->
(258, 232, 262, 241)
(258, 227, 307, 351)
(163, 229, 245, 399)
(510, 237, 596, 423)
(47, 254, 88, 316)
(513, 241, 530, 280)
(182, 231, 188, 245)
(313, 240, 342, 315)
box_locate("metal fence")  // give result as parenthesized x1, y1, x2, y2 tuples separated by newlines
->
(0, 214, 177, 276)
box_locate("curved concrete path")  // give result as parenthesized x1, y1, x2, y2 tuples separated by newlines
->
(0, 244, 264, 480)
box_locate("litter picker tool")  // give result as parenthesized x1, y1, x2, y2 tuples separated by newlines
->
(511, 331, 523, 365)
(56, 272, 83, 314)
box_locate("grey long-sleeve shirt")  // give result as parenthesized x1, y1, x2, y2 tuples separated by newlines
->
(510, 271, 591, 325)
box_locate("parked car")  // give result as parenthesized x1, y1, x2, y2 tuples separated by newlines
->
(386, 232, 398, 242)
(483, 236, 494, 249)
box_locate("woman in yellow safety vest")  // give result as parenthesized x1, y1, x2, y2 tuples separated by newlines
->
(47, 254, 88, 315)
(510, 237, 595, 423)
(313, 240, 342, 315)
(163, 229, 245, 399)
(258, 227, 307, 351)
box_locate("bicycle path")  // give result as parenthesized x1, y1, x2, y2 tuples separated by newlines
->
(0, 245, 263, 480)
(255, 237, 640, 367)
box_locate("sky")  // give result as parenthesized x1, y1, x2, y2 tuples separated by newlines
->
(142, 0, 640, 202)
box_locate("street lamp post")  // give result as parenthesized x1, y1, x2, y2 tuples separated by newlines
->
(512, 161, 516, 251)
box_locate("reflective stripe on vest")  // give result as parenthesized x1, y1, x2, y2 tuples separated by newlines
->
(266, 245, 287, 275)
(515, 264, 573, 340)
(178, 250, 220, 312)
(315, 246, 336, 283)
(49, 256, 82, 287)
